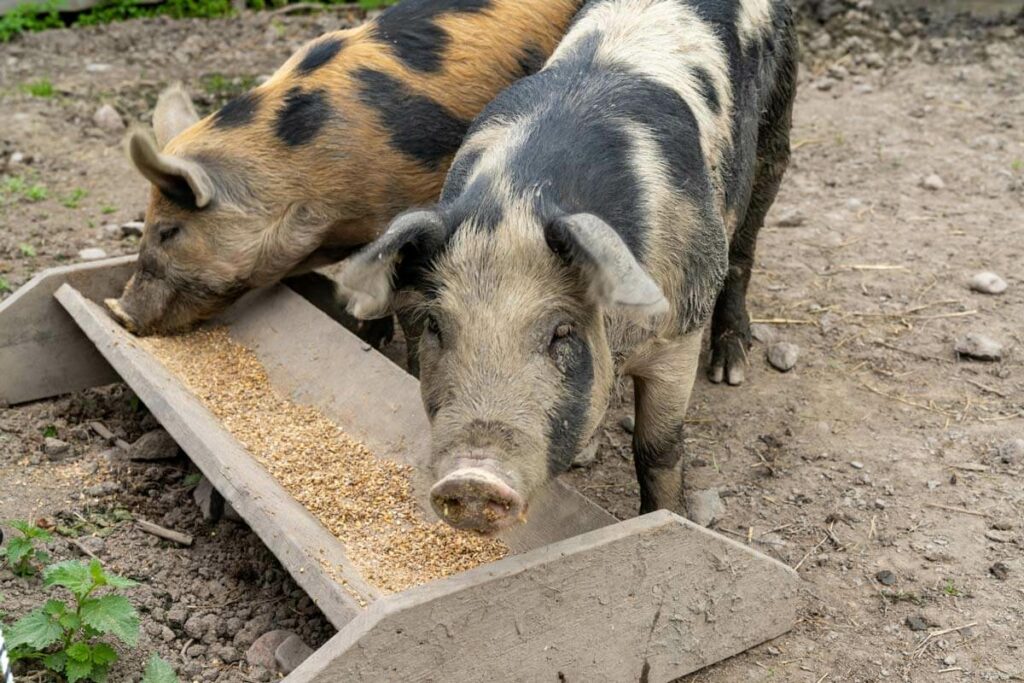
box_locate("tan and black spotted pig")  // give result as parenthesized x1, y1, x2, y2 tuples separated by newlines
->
(106, 0, 583, 339)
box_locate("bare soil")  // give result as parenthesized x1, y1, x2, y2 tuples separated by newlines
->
(1, 5, 1022, 682)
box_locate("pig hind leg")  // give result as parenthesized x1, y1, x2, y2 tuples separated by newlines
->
(709, 52, 796, 386)
(629, 332, 702, 516)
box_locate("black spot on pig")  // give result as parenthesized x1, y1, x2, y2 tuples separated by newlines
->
(372, 0, 492, 73)
(546, 331, 593, 475)
(443, 175, 504, 233)
(693, 66, 720, 115)
(355, 68, 469, 169)
(213, 91, 262, 129)
(275, 87, 332, 147)
(517, 43, 548, 77)
(296, 37, 345, 76)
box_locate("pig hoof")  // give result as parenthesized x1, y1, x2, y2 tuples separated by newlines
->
(708, 335, 749, 386)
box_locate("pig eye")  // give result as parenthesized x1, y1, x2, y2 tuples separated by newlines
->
(159, 225, 181, 244)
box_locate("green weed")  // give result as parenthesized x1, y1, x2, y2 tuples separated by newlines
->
(21, 78, 54, 97)
(61, 188, 88, 209)
(1, 520, 52, 577)
(0, 1, 61, 43)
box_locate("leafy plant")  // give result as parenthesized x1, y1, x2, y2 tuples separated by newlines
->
(6, 559, 139, 682)
(943, 580, 962, 597)
(18, 242, 37, 258)
(42, 425, 59, 438)
(0, 1, 62, 43)
(1, 520, 52, 577)
(61, 188, 88, 209)
(0, 275, 11, 294)
(21, 78, 54, 97)
(100, 204, 117, 215)
(141, 654, 179, 683)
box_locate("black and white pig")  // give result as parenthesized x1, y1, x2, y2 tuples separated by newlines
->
(339, 0, 798, 533)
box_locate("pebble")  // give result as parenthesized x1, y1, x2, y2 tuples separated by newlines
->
(121, 221, 145, 237)
(875, 570, 896, 586)
(998, 439, 1023, 465)
(774, 208, 806, 227)
(989, 561, 1010, 581)
(750, 323, 776, 345)
(275, 634, 314, 674)
(906, 615, 929, 632)
(862, 51, 885, 69)
(78, 248, 108, 261)
(85, 63, 112, 73)
(850, 461, 865, 470)
(920, 174, 945, 191)
(984, 529, 1015, 544)
(92, 104, 125, 132)
(246, 630, 295, 670)
(991, 519, 1015, 531)
(571, 439, 599, 468)
(101, 223, 122, 239)
(814, 77, 837, 92)
(77, 536, 106, 555)
(968, 271, 1007, 295)
(43, 437, 71, 459)
(128, 429, 181, 460)
(943, 655, 957, 667)
(954, 333, 1003, 362)
(684, 488, 725, 528)
(768, 342, 800, 372)
(84, 480, 119, 497)
(619, 415, 635, 434)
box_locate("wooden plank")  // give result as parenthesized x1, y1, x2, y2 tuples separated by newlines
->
(0, 257, 135, 405)
(223, 286, 617, 553)
(287, 510, 802, 683)
(55, 284, 378, 628)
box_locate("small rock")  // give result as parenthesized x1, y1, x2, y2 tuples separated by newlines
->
(684, 489, 725, 528)
(85, 63, 112, 73)
(943, 655, 957, 667)
(814, 77, 837, 92)
(120, 221, 144, 238)
(84, 481, 119, 497)
(999, 439, 1024, 465)
(874, 499, 887, 510)
(809, 32, 832, 50)
(954, 333, 1003, 362)
(850, 461, 865, 470)
(78, 248, 108, 262)
(991, 519, 1015, 531)
(774, 208, 806, 228)
(862, 51, 885, 69)
(750, 323, 776, 345)
(92, 104, 125, 132)
(968, 271, 1007, 295)
(193, 477, 225, 521)
(875, 570, 896, 586)
(767, 342, 800, 372)
(984, 529, 1015, 544)
(77, 535, 106, 555)
(766, 645, 781, 656)
(101, 223, 121, 239)
(989, 561, 1010, 581)
(906, 615, 929, 632)
(920, 174, 945, 191)
(619, 415, 635, 434)
(9, 151, 26, 165)
(43, 437, 71, 459)
(129, 429, 180, 461)
(246, 630, 295, 670)
(571, 439, 599, 468)
(275, 634, 314, 674)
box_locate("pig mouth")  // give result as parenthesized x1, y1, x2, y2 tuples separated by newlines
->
(429, 467, 529, 535)
(104, 297, 139, 333)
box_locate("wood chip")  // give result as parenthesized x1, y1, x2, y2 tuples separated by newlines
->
(144, 328, 506, 594)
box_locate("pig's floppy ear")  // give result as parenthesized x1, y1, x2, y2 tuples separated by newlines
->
(127, 130, 215, 210)
(153, 82, 200, 149)
(339, 209, 448, 320)
(545, 213, 669, 318)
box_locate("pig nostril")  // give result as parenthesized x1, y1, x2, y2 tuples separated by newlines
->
(437, 497, 464, 522)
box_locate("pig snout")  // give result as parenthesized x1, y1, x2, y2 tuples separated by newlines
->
(430, 467, 527, 534)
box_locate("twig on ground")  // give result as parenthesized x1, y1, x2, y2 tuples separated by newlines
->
(136, 518, 193, 546)
(874, 340, 953, 364)
(68, 537, 99, 560)
(964, 378, 1008, 399)
(794, 535, 829, 571)
(750, 318, 816, 325)
(924, 503, 989, 518)
(913, 622, 977, 659)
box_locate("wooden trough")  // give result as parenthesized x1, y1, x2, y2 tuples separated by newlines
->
(0, 258, 801, 682)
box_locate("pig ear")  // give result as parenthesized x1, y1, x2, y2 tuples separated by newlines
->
(545, 213, 669, 318)
(127, 130, 215, 210)
(339, 209, 447, 320)
(153, 82, 200, 149)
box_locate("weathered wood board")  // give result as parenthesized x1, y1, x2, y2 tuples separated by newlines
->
(0, 256, 135, 405)
(288, 510, 801, 683)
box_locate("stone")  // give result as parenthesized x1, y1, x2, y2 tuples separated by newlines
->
(246, 630, 295, 670)
(875, 570, 896, 586)
(862, 52, 885, 69)
(920, 174, 945, 191)
(129, 429, 180, 460)
(85, 63, 112, 73)
(750, 323, 776, 345)
(684, 489, 725, 528)
(43, 437, 70, 459)
(619, 415, 635, 434)
(193, 477, 225, 521)
(77, 536, 106, 556)
(92, 104, 124, 132)
(78, 248, 108, 261)
(998, 439, 1024, 465)
(968, 272, 1007, 295)
(571, 439, 599, 468)
(120, 221, 144, 238)
(850, 461, 865, 470)
(774, 208, 806, 227)
(989, 561, 1010, 581)
(906, 615, 929, 632)
(84, 481, 119, 497)
(275, 634, 314, 674)
(768, 342, 800, 372)
(943, 655, 957, 667)
(100, 223, 121, 239)
(184, 615, 206, 640)
(984, 529, 1015, 544)
(954, 333, 1003, 362)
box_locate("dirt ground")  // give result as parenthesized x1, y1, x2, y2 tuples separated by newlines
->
(1, 4, 1023, 682)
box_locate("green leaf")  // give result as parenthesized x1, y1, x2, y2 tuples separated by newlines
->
(141, 654, 179, 683)
(92, 662, 112, 683)
(88, 558, 137, 590)
(67, 641, 92, 662)
(6, 606, 64, 650)
(91, 643, 118, 666)
(4, 536, 32, 565)
(45, 560, 95, 599)
(80, 594, 139, 646)
(65, 656, 94, 683)
(42, 598, 67, 617)
(8, 519, 33, 534)
(43, 650, 68, 672)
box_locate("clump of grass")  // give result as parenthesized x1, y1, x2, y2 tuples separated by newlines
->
(61, 188, 88, 209)
(0, 1, 61, 43)
(21, 78, 54, 98)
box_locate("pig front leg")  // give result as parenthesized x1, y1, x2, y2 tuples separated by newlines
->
(628, 332, 703, 517)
